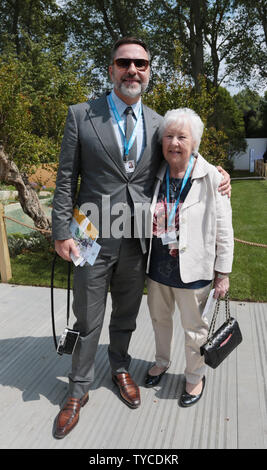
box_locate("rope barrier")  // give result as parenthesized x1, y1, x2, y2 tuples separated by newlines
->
(233, 238, 267, 248)
(3, 214, 267, 247)
(3, 215, 52, 234)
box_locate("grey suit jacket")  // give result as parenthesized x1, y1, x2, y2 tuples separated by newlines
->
(52, 93, 163, 254)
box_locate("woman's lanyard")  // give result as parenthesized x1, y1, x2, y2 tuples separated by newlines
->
(107, 93, 142, 157)
(166, 155, 194, 228)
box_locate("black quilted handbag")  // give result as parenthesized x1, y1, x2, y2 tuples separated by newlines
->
(200, 292, 242, 369)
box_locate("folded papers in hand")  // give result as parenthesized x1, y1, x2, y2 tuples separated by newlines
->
(69, 206, 101, 266)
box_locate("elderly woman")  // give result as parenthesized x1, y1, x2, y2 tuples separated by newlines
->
(145, 108, 234, 407)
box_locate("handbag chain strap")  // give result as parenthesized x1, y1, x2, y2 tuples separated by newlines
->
(207, 292, 230, 341)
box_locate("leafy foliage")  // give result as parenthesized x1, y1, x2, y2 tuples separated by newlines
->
(0, 1, 262, 177)
(144, 64, 234, 167)
(233, 88, 267, 138)
(0, 47, 91, 173)
(208, 87, 247, 157)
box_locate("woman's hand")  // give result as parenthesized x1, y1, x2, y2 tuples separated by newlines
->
(217, 166, 231, 198)
(213, 273, 229, 299)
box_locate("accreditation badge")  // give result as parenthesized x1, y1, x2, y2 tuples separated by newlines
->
(124, 160, 135, 173)
(160, 230, 178, 246)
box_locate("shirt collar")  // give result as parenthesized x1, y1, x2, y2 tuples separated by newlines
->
(111, 89, 142, 119)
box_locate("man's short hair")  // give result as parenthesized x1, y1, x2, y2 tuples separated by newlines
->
(110, 37, 151, 64)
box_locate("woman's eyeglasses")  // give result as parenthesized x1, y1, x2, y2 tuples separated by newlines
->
(113, 58, 149, 71)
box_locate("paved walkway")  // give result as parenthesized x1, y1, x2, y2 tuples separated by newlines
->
(0, 284, 266, 449)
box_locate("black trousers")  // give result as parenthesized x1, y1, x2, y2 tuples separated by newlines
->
(68, 237, 147, 398)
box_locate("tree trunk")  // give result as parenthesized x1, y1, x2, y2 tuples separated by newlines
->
(0, 145, 52, 236)
(11, 0, 22, 56)
(189, 0, 205, 92)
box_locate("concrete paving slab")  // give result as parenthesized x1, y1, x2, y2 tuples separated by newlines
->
(0, 284, 266, 449)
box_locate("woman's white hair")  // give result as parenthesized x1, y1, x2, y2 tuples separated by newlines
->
(158, 108, 204, 153)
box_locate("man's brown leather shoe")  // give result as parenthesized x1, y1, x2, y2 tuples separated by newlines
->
(112, 373, 140, 409)
(54, 393, 89, 439)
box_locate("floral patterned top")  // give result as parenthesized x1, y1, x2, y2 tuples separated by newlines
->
(148, 176, 211, 289)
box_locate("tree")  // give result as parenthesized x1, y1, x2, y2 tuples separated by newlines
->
(0, 0, 262, 235)
(156, 1, 243, 91)
(0, 0, 66, 56)
(203, 0, 236, 88)
(0, 49, 91, 232)
(143, 59, 230, 168)
(159, 0, 207, 91)
(143, 42, 247, 167)
(259, 91, 267, 138)
(209, 87, 247, 157)
(233, 89, 265, 137)
(64, 0, 161, 90)
(226, 0, 267, 88)
(43, 0, 267, 93)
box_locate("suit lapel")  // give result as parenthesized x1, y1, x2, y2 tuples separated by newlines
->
(86, 93, 127, 178)
(86, 95, 159, 180)
(129, 103, 159, 179)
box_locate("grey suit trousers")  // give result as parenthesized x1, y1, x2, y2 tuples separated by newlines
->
(68, 237, 147, 398)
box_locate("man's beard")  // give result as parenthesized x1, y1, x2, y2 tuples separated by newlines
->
(114, 75, 149, 98)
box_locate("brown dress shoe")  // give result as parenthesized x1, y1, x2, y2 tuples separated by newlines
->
(54, 393, 89, 439)
(112, 373, 140, 409)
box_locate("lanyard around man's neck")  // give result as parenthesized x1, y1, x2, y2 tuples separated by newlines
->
(107, 92, 142, 156)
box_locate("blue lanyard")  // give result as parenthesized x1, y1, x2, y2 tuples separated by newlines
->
(107, 93, 142, 156)
(166, 155, 194, 227)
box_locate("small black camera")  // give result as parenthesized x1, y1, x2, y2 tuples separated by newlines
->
(57, 328, 80, 355)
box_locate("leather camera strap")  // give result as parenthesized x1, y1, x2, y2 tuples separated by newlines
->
(50, 252, 71, 351)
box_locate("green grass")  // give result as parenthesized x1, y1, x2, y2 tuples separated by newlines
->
(9, 250, 72, 289)
(3, 179, 267, 302)
(230, 179, 267, 301)
(230, 170, 256, 178)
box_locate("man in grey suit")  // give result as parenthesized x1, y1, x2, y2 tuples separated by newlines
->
(52, 37, 164, 439)
(52, 37, 230, 439)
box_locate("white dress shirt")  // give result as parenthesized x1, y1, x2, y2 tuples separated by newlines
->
(107, 89, 146, 162)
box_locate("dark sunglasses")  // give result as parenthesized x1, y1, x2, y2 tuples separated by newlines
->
(113, 58, 149, 71)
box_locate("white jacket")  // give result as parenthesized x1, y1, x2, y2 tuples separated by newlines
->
(146, 154, 234, 283)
